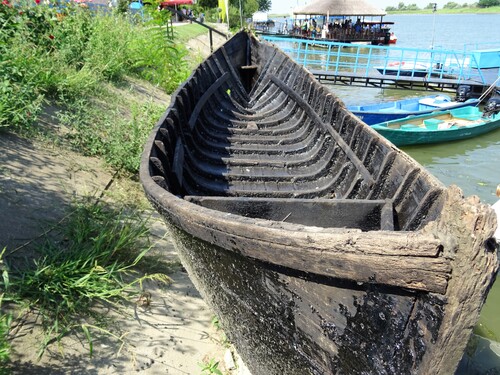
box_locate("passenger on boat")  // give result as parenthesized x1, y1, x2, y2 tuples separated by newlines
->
(302, 20, 309, 36)
(282, 17, 288, 34)
(321, 23, 328, 39)
(355, 18, 362, 33)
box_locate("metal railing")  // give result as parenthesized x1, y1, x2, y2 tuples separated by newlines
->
(261, 36, 491, 85)
(165, 7, 228, 52)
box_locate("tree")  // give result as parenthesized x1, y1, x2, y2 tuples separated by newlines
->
(197, 0, 218, 8)
(257, 0, 271, 11)
(478, 0, 499, 6)
(443, 1, 460, 7)
(226, 0, 258, 28)
(385, 6, 397, 10)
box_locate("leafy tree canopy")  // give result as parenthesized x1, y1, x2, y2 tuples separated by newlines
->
(478, 0, 499, 6)
(258, 0, 271, 11)
(197, 0, 218, 8)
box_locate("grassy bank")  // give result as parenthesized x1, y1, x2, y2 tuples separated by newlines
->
(0, 2, 212, 366)
(0, 2, 193, 174)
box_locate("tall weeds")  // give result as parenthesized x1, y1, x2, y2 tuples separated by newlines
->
(0, 2, 189, 130)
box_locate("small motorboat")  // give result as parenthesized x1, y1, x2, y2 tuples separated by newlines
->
(389, 32, 397, 44)
(371, 105, 500, 146)
(348, 94, 480, 125)
(375, 61, 429, 77)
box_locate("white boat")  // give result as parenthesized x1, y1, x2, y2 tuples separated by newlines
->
(375, 61, 430, 77)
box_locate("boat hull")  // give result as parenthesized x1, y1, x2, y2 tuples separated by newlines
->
(166, 222, 444, 375)
(349, 96, 479, 125)
(144, 184, 498, 375)
(376, 68, 428, 77)
(372, 108, 500, 146)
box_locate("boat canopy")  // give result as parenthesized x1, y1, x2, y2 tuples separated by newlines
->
(293, 0, 386, 16)
(160, 0, 193, 6)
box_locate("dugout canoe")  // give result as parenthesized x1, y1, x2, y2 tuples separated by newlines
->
(140, 31, 499, 375)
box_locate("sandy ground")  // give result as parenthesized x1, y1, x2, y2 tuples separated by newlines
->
(0, 26, 251, 375)
(0, 127, 237, 375)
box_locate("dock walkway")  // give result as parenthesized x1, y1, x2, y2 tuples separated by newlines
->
(261, 36, 500, 94)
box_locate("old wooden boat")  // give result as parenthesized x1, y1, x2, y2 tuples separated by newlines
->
(140, 31, 499, 375)
(348, 94, 479, 125)
(371, 106, 500, 146)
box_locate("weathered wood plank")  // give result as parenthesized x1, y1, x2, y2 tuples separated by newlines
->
(177, 210, 450, 293)
(418, 186, 499, 374)
(270, 76, 375, 187)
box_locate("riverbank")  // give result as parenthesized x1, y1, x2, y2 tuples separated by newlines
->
(386, 6, 500, 14)
(0, 26, 252, 374)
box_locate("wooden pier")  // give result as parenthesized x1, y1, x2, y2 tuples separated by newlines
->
(309, 69, 488, 94)
(261, 35, 500, 95)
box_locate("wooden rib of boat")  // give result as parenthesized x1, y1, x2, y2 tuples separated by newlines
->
(371, 106, 500, 146)
(348, 94, 480, 125)
(140, 31, 499, 375)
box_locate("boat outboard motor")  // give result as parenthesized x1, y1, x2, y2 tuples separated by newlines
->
(483, 94, 500, 117)
(455, 85, 472, 102)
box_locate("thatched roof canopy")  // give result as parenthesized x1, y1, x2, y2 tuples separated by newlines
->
(293, 0, 386, 16)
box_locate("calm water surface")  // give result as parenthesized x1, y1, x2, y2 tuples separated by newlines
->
(324, 13, 500, 356)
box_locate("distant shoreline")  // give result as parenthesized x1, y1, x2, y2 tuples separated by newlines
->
(386, 7, 500, 14)
(269, 7, 500, 18)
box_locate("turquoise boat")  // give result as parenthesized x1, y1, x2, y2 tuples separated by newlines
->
(348, 94, 479, 125)
(371, 106, 500, 146)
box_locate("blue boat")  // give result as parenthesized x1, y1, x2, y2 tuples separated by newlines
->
(348, 94, 480, 125)
(371, 106, 500, 146)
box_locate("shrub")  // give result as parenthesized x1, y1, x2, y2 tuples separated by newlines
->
(0, 3, 189, 130)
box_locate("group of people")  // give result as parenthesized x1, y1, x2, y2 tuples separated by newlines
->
(179, 7, 193, 22)
(284, 17, 384, 40)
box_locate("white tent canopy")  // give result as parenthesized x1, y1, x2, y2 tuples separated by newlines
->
(293, 0, 386, 16)
(252, 11, 268, 22)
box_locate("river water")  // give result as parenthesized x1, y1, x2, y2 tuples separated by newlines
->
(321, 13, 500, 371)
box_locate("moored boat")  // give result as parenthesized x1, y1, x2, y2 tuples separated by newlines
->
(375, 61, 429, 77)
(140, 31, 499, 375)
(371, 106, 500, 146)
(348, 94, 480, 125)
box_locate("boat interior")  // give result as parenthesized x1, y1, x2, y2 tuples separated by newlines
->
(146, 32, 446, 232)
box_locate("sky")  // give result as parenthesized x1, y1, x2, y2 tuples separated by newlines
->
(270, 0, 449, 15)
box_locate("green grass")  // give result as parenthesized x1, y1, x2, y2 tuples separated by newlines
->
(1, 3, 192, 176)
(199, 358, 224, 375)
(0, 4, 189, 131)
(1, 200, 173, 357)
(0, 292, 12, 367)
(53, 95, 165, 175)
(174, 23, 211, 43)
(0, 1, 204, 362)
